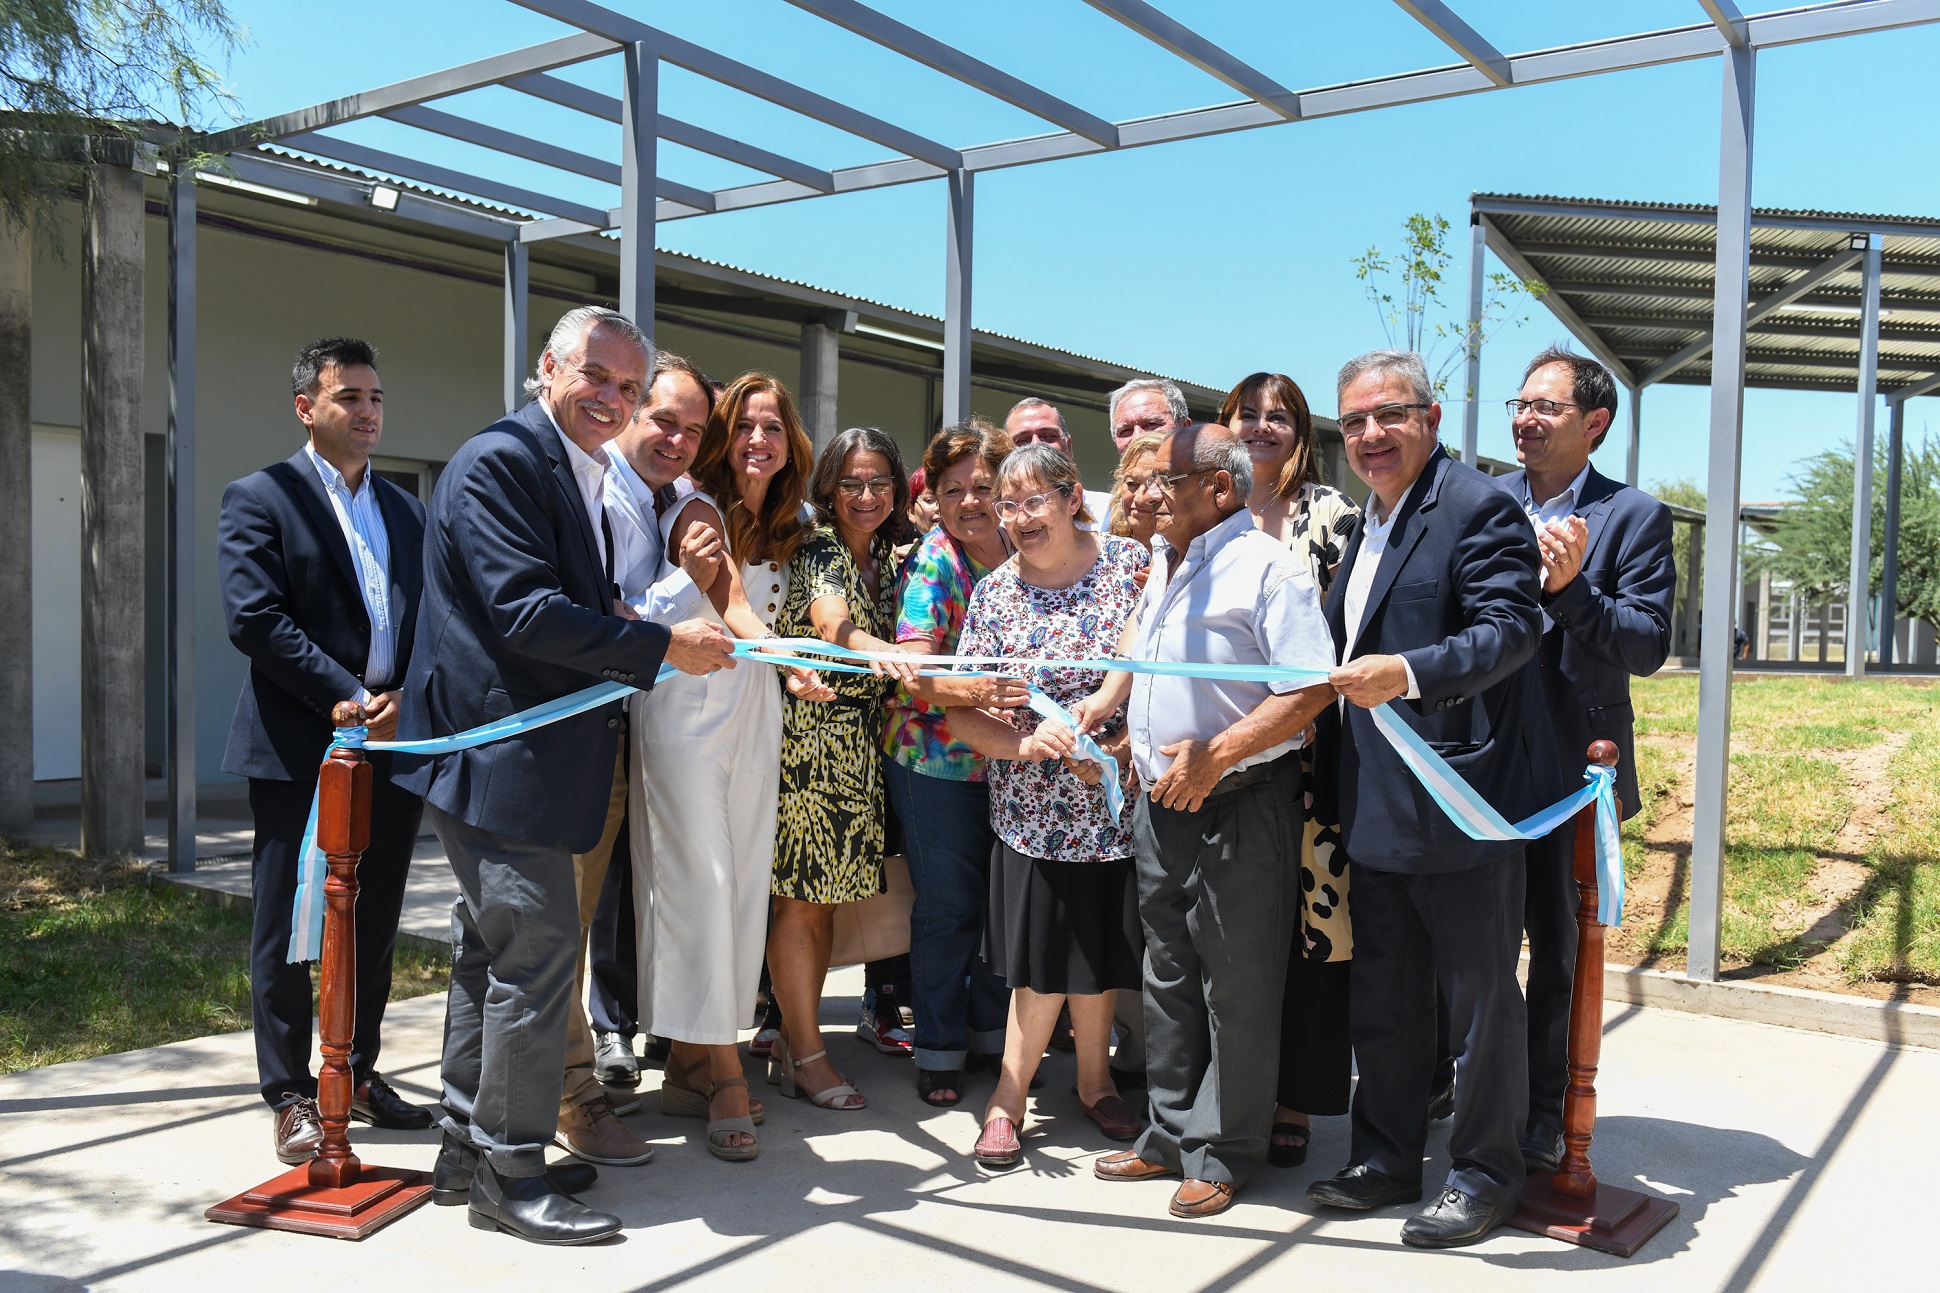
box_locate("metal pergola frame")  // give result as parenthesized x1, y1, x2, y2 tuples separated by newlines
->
(157, 0, 1940, 986)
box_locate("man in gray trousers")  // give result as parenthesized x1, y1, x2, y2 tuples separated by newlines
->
(1071, 423, 1335, 1219)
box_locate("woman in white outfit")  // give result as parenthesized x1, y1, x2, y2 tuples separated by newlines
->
(631, 371, 818, 1162)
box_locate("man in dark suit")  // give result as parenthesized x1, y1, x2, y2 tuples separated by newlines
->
(1306, 350, 1564, 1249)
(219, 336, 435, 1167)
(394, 306, 733, 1246)
(1500, 347, 1675, 1170)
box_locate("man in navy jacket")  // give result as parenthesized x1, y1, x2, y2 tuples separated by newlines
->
(1499, 347, 1675, 1171)
(219, 337, 433, 1165)
(1307, 350, 1563, 1249)
(393, 307, 732, 1246)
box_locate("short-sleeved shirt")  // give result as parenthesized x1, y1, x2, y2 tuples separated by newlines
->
(883, 526, 993, 780)
(957, 536, 1148, 861)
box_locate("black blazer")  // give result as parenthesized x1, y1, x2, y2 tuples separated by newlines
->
(1325, 447, 1565, 874)
(219, 449, 425, 782)
(392, 401, 671, 852)
(1498, 464, 1676, 818)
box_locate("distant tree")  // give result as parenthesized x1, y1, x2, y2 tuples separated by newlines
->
(1650, 477, 1706, 634)
(1, 0, 242, 235)
(1352, 212, 1545, 401)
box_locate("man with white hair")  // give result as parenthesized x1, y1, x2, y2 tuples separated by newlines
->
(1004, 396, 1113, 520)
(1106, 377, 1190, 456)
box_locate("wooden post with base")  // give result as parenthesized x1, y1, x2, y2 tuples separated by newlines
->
(206, 702, 434, 1240)
(1508, 739, 1679, 1257)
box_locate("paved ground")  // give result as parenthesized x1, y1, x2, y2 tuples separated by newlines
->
(1, 980, 1931, 1293)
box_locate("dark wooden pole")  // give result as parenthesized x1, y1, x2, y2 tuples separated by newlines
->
(309, 701, 371, 1190)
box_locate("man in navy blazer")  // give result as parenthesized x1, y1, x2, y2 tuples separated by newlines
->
(219, 337, 434, 1166)
(1499, 347, 1675, 1171)
(1306, 350, 1563, 1249)
(393, 307, 732, 1246)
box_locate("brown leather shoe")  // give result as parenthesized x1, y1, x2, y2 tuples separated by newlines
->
(1169, 1178, 1236, 1218)
(273, 1094, 324, 1165)
(1093, 1149, 1176, 1182)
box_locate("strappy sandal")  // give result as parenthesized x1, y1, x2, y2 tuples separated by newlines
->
(974, 1115, 1022, 1169)
(1267, 1120, 1310, 1168)
(661, 1055, 765, 1125)
(767, 1036, 866, 1110)
(699, 1075, 757, 1162)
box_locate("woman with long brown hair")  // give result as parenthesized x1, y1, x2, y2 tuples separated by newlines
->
(630, 371, 816, 1162)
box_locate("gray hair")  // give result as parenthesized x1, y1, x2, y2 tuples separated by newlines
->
(522, 306, 654, 400)
(1335, 349, 1433, 405)
(1186, 423, 1253, 502)
(998, 442, 1094, 525)
(1107, 377, 1189, 427)
(1006, 396, 1068, 436)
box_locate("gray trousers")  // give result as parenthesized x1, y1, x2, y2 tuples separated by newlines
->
(1131, 758, 1299, 1187)
(429, 803, 581, 1178)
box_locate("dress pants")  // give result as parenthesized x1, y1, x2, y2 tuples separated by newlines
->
(1130, 759, 1298, 1188)
(561, 751, 628, 1107)
(1522, 827, 1577, 1134)
(429, 803, 581, 1178)
(1348, 852, 1529, 1208)
(587, 830, 639, 1039)
(248, 767, 422, 1108)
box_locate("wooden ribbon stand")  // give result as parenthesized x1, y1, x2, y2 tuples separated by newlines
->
(207, 702, 433, 1240)
(1508, 739, 1678, 1257)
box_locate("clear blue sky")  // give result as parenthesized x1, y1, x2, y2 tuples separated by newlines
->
(195, 1, 1940, 502)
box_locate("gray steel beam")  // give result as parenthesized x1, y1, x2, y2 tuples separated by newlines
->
(943, 169, 974, 426)
(282, 130, 612, 227)
(200, 31, 617, 154)
(1462, 214, 1485, 464)
(785, 0, 1119, 147)
(1700, 0, 1750, 47)
(383, 103, 621, 184)
(621, 41, 656, 337)
(1881, 395, 1906, 665)
(1891, 369, 1940, 401)
(1392, 1, 1513, 86)
(510, 0, 963, 170)
(166, 170, 196, 872)
(228, 151, 518, 241)
(1690, 44, 1756, 986)
(1479, 215, 1636, 386)
(1848, 234, 1884, 679)
(504, 241, 529, 413)
(1639, 245, 1863, 386)
(1625, 383, 1641, 486)
(1081, 0, 1300, 118)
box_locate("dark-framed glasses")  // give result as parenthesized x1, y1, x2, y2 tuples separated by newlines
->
(1337, 402, 1429, 438)
(1505, 397, 1587, 420)
(994, 482, 1073, 521)
(836, 476, 896, 498)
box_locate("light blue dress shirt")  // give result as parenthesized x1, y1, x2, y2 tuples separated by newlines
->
(304, 444, 393, 702)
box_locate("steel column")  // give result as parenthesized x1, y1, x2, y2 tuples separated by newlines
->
(1847, 234, 1883, 679)
(1882, 395, 1906, 666)
(1689, 45, 1756, 985)
(165, 171, 197, 872)
(1462, 214, 1485, 465)
(620, 40, 657, 338)
(1625, 383, 1641, 486)
(503, 240, 529, 412)
(942, 169, 973, 427)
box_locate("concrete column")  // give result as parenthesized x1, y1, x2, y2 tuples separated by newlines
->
(799, 316, 840, 457)
(1788, 589, 1803, 662)
(81, 163, 147, 857)
(0, 220, 31, 831)
(620, 41, 658, 341)
(942, 169, 973, 427)
(1461, 213, 1485, 466)
(1881, 396, 1906, 666)
(1755, 567, 1772, 661)
(165, 170, 196, 872)
(503, 240, 528, 413)
(1846, 234, 1883, 678)
(1818, 602, 1830, 663)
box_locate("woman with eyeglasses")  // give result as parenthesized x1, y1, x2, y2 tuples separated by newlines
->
(884, 419, 1026, 1109)
(762, 427, 922, 1113)
(1219, 371, 1359, 1170)
(945, 442, 1148, 1168)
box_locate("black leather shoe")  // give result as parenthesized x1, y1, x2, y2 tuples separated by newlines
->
(1426, 1074, 1456, 1122)
(350, 1073, 435, 1130)
(468, 1159, 621, 1245)
(432, 1131, 599, 1205)
(1307, 1163, 1424, 1211)
(1109, 1065, 1147, 1091)
(594, 1032, 641, 1089)
(1401, 1186, 1517, 1249)
(1521, 1124, 1564, 1172)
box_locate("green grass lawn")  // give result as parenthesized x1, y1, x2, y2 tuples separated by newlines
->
(1840, 727, 1940, 983)
(1, 839, 450, 1075)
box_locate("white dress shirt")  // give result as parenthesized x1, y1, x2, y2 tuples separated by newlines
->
(541, 401, 612, 573)
(1127, 507, 1336, 786)
(605, 451, 706, 622)
(1520, 463, 1591, 632)
(304, 444, 393, 705)
(1340, 494, 1421, 701)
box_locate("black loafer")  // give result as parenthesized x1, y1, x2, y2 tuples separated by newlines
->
(1426, 1074, 1456, 1123)
(468, 1160, 621, 1245)
(1520, 1124, 1564, 1172)
(594, 1032, 641, 1089)
(1401, 1186, 1517, 1249)
(1307, 1163, 1424, 1211)
(350, 1072, 435, 1130)
(432, 1131, 598, 1205)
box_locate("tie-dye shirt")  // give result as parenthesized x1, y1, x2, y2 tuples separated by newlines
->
(882, 526, 992, 781)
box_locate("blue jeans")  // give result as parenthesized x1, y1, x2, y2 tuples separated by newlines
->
(886, 758, 1008, 1070)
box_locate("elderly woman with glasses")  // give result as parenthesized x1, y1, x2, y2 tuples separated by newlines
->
(946, 443, 1149, 1169)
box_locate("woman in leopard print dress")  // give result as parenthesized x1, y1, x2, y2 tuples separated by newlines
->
(1222, 371, 1360, 1168)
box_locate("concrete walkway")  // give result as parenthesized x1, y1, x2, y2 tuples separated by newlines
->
(1, 984, 1931, 1293)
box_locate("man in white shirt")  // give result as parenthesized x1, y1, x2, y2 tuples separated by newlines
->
(1070, 423, 1334, 1220)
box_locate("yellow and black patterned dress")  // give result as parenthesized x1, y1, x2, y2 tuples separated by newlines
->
(772, 527, 898, 904)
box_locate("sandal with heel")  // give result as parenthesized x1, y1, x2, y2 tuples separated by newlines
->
(662, 1055, 765, 1125)
(768, 1036, 866, 1111)
(699, 1074, 758, 1162)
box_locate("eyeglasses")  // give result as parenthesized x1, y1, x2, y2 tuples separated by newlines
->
(1122, 472, 1163, 497)
(1505, 397, 1588, 420)
(1337, 403, 1429, 438)
(994, 483, 1073, 520)
(836, 477, 896, 498)
(1152, 468, 1214, 494)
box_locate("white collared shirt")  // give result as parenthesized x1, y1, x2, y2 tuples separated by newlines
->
(1340, 494, 1421, 700)
(605, 451, 705, 623)
(1126, 507, 1335, 786)
(1520, 463, 1590, 631)
(541, 400, 611, 572)
(304, 444, 393, 704)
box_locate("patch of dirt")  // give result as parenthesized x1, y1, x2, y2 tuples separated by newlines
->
(0, 843, 154, 912)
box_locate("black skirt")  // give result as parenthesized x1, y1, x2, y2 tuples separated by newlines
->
(984, 839, 1142, 996)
